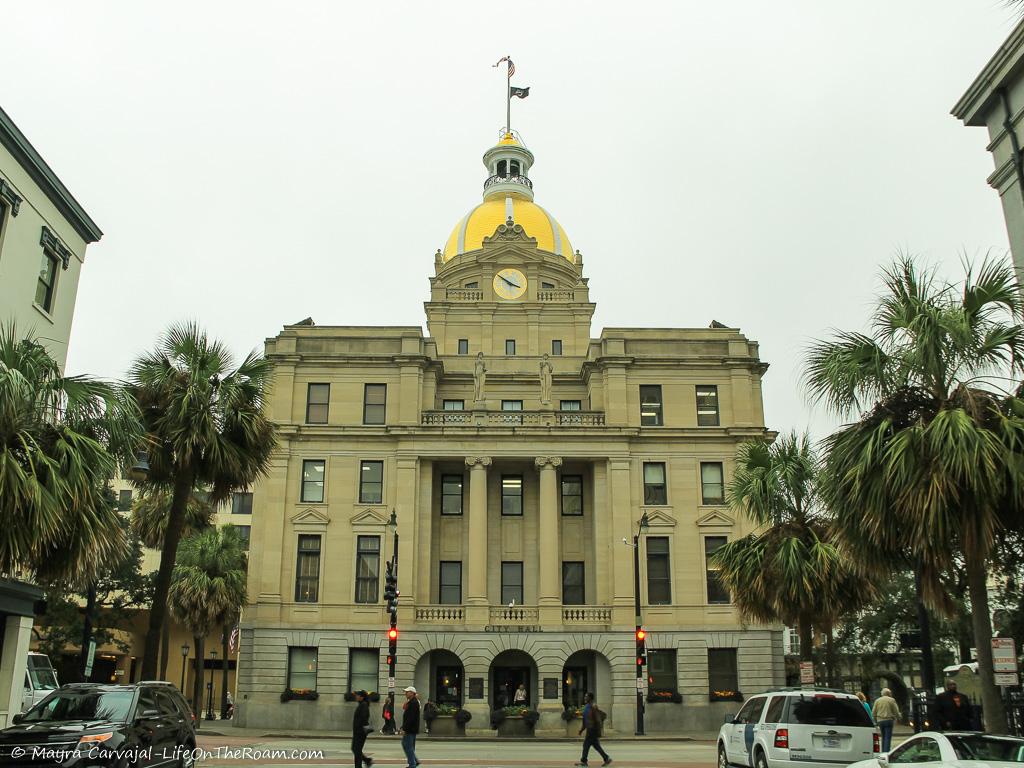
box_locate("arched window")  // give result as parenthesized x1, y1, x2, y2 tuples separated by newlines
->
(497, 160, 507, 176)
(510, 160, 520, 176)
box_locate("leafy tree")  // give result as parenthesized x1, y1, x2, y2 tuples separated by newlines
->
(129, 322, 275, 679)
(806, 256, 1024, 733)
(168, 525, 247, 718)
(712, 433, 874, 672)
(0, 327, 140, 583)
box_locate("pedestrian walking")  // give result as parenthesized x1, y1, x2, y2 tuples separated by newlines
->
(351, 690, 374, 768)
(514, 682, 528, 706)
(871, 688, 900, 752)
(934, 680, 972, 731)
(400, 685, 420, 768)
(381, 692, 396, 735)
(422, 699, 438, 734)
(575, 692, 611, 767)
(856, 692, 873, 721)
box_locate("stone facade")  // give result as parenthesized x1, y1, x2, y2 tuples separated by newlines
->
(237, 132, 785, 734)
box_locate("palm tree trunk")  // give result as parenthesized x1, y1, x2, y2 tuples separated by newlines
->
(824, 624, 837, 687)
(192, 635, 204, 727)
(79, 583, 97, 682)
(965, 544, 1008, 734)
(799, 616, 815, 665)
(141, 468, 194, 679)
(914, 567, 937, 694)
(220, 627, 229, 718)
(159, 622, 170, 681)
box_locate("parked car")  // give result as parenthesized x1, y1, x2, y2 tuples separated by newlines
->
(22, 652, 59, 712)
(718, 688, 879, 768)
(0, 681, 198, 767)
(849, 731, 1024, 768)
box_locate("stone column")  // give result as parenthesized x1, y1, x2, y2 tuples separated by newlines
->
(465, 456, 491, 626)
(535, 456, 562, 626)
(608, 458, 636, 629)
(0, 615, 33, 728)
(395, 457, 419, 625)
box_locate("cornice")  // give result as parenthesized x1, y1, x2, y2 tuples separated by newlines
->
(0, 105, 102, 242)
(0, 177, 22, 215)
(953, 18, 1024, 126)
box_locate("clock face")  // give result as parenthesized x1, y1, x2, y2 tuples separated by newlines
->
(493, 268, 528, 300)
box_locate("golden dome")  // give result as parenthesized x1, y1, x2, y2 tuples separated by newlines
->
(442, 196, 574, 262)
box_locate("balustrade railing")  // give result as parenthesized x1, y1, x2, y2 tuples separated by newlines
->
(537, 290, 573, 301)
(562, 607, 613, 624)
(446, 288, 484, 301)
(489, 605, 540, 624)
(420, 410, 606, 427)
(415, 605, 465, 623)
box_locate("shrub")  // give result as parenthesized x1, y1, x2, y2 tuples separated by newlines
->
(455, 708, 472, 725)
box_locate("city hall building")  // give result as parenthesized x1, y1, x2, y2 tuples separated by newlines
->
(237, 130, 784, 734)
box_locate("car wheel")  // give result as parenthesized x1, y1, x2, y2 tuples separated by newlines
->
(754, 748, 769, 768)
(719, 744, 730, 768)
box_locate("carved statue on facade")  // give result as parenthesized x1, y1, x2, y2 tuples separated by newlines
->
(473, 352, 487, 402)
(539, 353, 553, 405)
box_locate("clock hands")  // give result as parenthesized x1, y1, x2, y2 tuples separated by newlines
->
(500, 274, 521, 289)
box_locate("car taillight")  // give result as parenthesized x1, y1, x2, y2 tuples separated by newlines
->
(873, 733, 880, 753)
(774, 728, 789, 749)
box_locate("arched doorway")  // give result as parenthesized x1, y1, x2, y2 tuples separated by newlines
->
(490, 650, 537, 709)
(562, 650, 613, 722)
(413, 650, 465, 707)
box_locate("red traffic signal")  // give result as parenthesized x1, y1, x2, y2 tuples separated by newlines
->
(388, 628, 399, 641)
(635, 629, 646, 641)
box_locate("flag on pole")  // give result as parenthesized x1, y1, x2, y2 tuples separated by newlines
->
(494, 56, 514, 77)
(228, 624, 240, 653)
(509, 86, 530, 99)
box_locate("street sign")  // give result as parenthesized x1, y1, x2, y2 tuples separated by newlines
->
(992, 637, 1017, 673)
(636, 678, 644, 691)
(996, 672, 1020, 686)
(388, 677, 395, 689)
(84, 639, 96, 677)
(800, 661, 814, 685)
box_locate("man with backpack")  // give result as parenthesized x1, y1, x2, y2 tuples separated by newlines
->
(576, 692, 612, 766)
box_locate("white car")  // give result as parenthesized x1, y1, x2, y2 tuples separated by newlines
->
(718, 688, 879, 768)
(849, 732, 1024, 768)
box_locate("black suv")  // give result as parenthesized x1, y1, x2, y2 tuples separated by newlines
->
(0, 681, 198, 766)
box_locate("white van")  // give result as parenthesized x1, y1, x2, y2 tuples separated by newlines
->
(21, 652, 58, 712)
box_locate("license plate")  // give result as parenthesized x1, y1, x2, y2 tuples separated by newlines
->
(823, 737, 840, 749)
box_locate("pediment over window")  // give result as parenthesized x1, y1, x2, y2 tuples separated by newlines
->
(349, 508, 390, 526)
(643, 509, 676, 528)
(291, 508, 330, 527)
(696, 509, 735, 527)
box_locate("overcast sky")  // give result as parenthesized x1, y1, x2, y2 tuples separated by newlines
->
(2, 1, 1020, 438)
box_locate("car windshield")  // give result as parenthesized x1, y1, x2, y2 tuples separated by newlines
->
(21, 690, 134, 723)
(27, 657, 58, 690)
(788, 695, 873, 726)
(948, 735, 1024, 762)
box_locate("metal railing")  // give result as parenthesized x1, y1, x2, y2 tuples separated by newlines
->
(484, 174, 533, 190)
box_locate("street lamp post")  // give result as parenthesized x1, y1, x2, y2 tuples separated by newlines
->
(627, 512, 650, 736)
(180, 643, 189, 692)
(206, 650, 217, 720)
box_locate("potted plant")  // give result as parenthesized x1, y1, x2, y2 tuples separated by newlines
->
(428, 704, 468, 736)
(496, 706, 538, 737)
(648, 690, 683, 704)
(280, 688, 319, 702)
(710, 689, 744, 703)
(561, 705, 582, 736)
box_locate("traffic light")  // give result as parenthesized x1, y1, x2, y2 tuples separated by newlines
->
(387, 627, 398, 671)
(384, 562, 397, 612)
(635, 627, 647, 666)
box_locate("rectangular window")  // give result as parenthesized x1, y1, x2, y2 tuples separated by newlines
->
(501, 561, 524, 606)
(443, 399, 465, 411)
(646, 536, 671, 605)
(301, 460, 325, 503)
(464, 281, 478, 289)
(501, 400, 523, 411)
(701, 462, 725, 505)
(349, 649, 378, 694)
(359, 460, 384, 504)
(505, 339, 516, 356)
(439, 561, 462, 604)
(288, 647, 318, 692)
(562, 561, 585, 605)
(708, 648, 739, 700)
(648, 649, 678, 695)
(561, 475, 583, 516)
(117, 489, 133, 512)
(696, 385, 720, 426)
(458, 339, 469, 355)
(231, 491, 253, 515)
(559, 400, 581, 411)
(705, 536, 730, 604)
(643, 462, 667, 505)
(541, 281, 555, 290)
(34, 251, 58, 312)
(552, 339, 563, 356)
(306, 383, 330, 424)
(441, 474, 464, 515)
(355, 535, 380, 603)
(235, 524, 251, 551)
(294, 535, 321, 602)
(363, 383, 387, 425)
(640, 385, 664, 426)
(501, 475, 523, 516)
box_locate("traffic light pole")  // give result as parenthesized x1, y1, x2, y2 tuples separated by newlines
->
(386, 510, 400, 699)
(633, 532, 645, 736)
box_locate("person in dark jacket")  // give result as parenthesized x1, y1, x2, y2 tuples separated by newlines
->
(351, 690, 374, 767)
(934, 680, 973, 731)
(400, 686, 420, 768)
(576, 692, 612, 766)
(380, 692, 396, 735)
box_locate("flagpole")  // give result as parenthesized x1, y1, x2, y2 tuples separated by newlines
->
(506, 55, 512, 135)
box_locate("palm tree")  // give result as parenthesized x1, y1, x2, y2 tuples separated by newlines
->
(805, 256, 1024, 733)
(130, 322, 275, 680)
(130, 488, 215, 679)
(168, 525, 247, 719)
(0, 326, 140, 583)
(711, 433, 873, 671)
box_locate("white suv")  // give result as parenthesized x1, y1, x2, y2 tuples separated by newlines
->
(718, 688, 880, 768)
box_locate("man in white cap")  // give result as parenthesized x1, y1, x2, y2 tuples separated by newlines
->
(399, 686, 420, 768)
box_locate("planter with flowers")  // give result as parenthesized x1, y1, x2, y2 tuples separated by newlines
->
(709, 689, 744, 703)
(495, 706, 538, 737)
(647, 690, 683, 704)
(427, 704, 471, 736)
(561, 705, 582, 736)
(280, 688, 319, 703)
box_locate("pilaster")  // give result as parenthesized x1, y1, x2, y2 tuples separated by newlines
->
(608, 458, 635, 628)
(535, 456, 562, 626)
(396, 457, 419, 603)
(465, 456, 492, 626)
(255, 453, 290, 604)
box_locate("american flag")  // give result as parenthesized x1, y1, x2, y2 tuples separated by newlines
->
(228, 624, 240, 653)
(493, 56, 514, 78)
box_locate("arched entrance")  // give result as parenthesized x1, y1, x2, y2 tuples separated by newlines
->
(490, 649, 538, 709)
(562, 650, 613, 722)
(413, 650, 465, 707)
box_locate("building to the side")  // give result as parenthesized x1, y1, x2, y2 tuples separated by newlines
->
(0, 104, 102, 728)
(237, 130, 784, 734)
(954, 18, 1024, 280)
